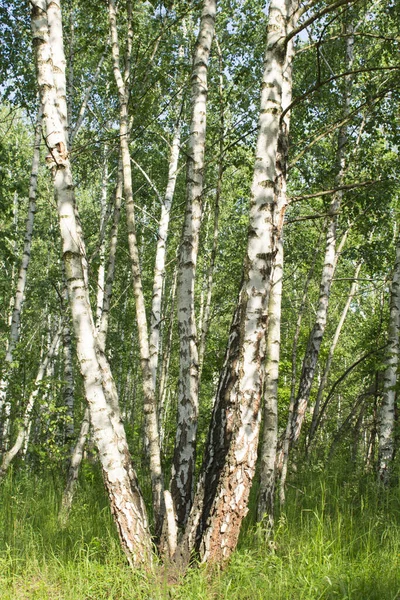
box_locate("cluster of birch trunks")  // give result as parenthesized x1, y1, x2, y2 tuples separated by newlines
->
(0, 0, 398, 570)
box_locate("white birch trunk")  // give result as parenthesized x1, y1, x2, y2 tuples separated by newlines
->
(198, 40, 223, 377)
(59, 406, 90, 525)
(31, 0, 152, 566)
(308, 261, 362, 447)
(158, 264, 178, 448)
(175, 0, 296, 566)
(149, 112, 182, 391)
(171, 0, 216, 527)
(62, 273, 75, 443)
(0, 325, 62, 477)
(257, 33, 294, 525)
(0, 106, 42, 420)
(96, 144, 109, 328)
(378, 236, 400, 482)
(108, 0, 164, 532)
(59, 161, 123, 523)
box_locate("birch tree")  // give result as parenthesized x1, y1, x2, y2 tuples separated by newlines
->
(171, 0, 217, 528)
(30, 0, 153, 567)
(257, 28, 295, 526)
(378, 234, 400, 483)
(0, 106, 42, 445)
(174, 0, 298, 566)
(108, 0, 164, 532)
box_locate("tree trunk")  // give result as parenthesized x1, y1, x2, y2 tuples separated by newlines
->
(308, 261, 362, 448)
(198, 38, 223, 378)
(108, 0, 164, 532)
(378, 235, 400, 483)
(257, 30, 295, 526)
(59, 160, 123, 523)
(149, 58, 184, 394)
(59, 406, 90, 525)
(0, 105, 42, 427)
(175, 0, 296, 566)
(171, 0, 217, 528)
(0, 325, 62, 477)
(31, 0, 152, 567)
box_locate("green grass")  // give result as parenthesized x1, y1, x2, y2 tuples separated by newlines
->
(1, 466, 400, 599)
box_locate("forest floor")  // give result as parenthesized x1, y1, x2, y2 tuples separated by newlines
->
(0, 463, 399, 600)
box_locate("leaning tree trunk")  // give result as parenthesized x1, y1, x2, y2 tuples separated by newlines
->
(59, 162, 123, 524)
(175, 0, 297, 567)
(378, 234, 400, 483)
(171, 0, 217, 529)
(31, 0, 152, 567)
(290, 25, 354, 447)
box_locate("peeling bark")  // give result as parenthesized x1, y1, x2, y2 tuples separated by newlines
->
(171, 0, 217, 528)
(175, 0, 296, 566)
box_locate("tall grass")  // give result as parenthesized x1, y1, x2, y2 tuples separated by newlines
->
(1, 464, 399, 599)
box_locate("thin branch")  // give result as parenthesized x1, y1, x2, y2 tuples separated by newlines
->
(290, 180, 378, 203)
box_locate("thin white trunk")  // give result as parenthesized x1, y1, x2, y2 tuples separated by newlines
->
(96, 146, 109, 328)
(0, 107, 42, 419)
(171, 0, 216, 528)
(0, 326, 62, 477)
(108, 0, 164, 532)
(159, 264, 178, 449)
(149, 107, 182, 391)
(308, 261, 362, 446)
(62, 272, 75, 443)
(31, 0, 152, 566)
(59, 406, 90, 525)
(97, 161, 123, 351)
(378, 236, 400, 482)
(198, 39, 224, 377)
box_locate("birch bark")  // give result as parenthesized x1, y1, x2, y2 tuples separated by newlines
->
(378, 235, 400, 483)
(257, 32, 294, 525)
(171, 0, 217, 528)
(175, 0, 296, 565)
(31, 0, 152, 566)
(198, 38, 223, 378)
(108, 0, 164, 531)
(59, 163, 123, 523)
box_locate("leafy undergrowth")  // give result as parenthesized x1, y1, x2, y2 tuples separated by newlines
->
(1, 468, 400, 599)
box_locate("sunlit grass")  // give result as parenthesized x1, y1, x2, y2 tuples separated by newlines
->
(1, 465, 400, 599)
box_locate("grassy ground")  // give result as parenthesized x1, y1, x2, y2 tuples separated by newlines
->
(0, 465, 399, 599)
